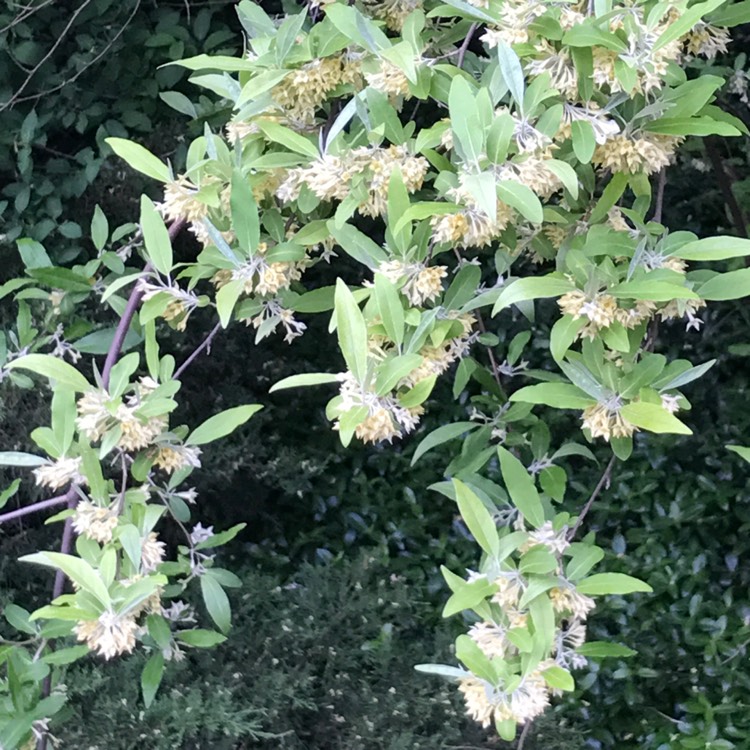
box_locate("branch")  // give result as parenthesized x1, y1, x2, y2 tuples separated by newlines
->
(101, 218, 185, 389)
(652, 168, 666, 224)
(457, 23, 478, 69)
(704, 136, 748, 239)
(0, 489, 74, 525)
(173, 322, 222, 380)
(568, 454, 617, 541)
(0, 0, 95, 113)
(10, 0, 141, 108)
(516, 721, 533, 750)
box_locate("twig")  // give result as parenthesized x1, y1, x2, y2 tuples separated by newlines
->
(568, 454, 617, 540)
(456, 23, 478, 69)
(516, 721, 533, 750)
(652, 168, 666, 224)
(0, 0, 56, 35)
(101, 218, 185, 388)
(0, 490, 74, 525)
(173, 322, 222, 380)
(0, 0, 95, 113)
(704, 136, 748, 238)
(11, 0, 141, 108)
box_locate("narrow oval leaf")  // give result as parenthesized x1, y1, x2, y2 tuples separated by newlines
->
(7, 354, 90, 392)
(186, 404, 263, 445)
(453, 479, 500, 558)
(576, 572, 653, 596)
(105, 138, 170, 182)
(619, 402, 692, 435)
(140, 196, 173, 276)
(498, 447, 545, 528)
(269, 373, 340, 392)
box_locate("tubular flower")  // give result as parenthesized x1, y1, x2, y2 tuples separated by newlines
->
(550, 587, 596, 620)
(33, 456, 85, 491)
(361, 0, 422, 31)
(458, 672, 551, 727)
(593, 133, 683, 175)
(379, 261, 447, 307)
(153, 444, 202, 474)
(581, 401, 636, 441)
(72, 500, 119, 544)
(160, 175, 210, 225)
(75, 611, 138, 660)
(364, 58, 412, 98)
(469, 621, 510, 659)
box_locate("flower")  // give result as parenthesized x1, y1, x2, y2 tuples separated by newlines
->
(684, 22, 730, 59)
(76, 389, 113, 442)
(190, 522, 214, 545)
(379, 261, 447, 307)
(593, 134, 682, 175)
(581, 401, 636, 441)
(361, 0, 421, 31)
(75, 610, 138, 660)
(72, 500, 119, 544)
(365, 59, 411, 98)
(558, 290, 619, 337)
(550, 586, 596, 619)
(153, 444, 202, 473)
(458, 671, 550, 727)
(141, 532, 166, 572)
(469, 621, 510, 659)
(161, 175, 210, 225)
(526, 521, 570, 555)
(33, 456, 84, 491)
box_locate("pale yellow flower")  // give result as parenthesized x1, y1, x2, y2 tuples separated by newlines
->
(72, 500, 119, 544)
(33, 456, 84, 491)
(75, 611, 138, 660)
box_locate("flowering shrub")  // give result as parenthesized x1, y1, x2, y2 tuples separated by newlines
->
(2, 0, 750, 746)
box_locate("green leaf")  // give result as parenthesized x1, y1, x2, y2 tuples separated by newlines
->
(258, 121, 318, 159)
(6, 354, 90, 391)
(140, 196, 172, 276)
(328, 222, 387, 269)
(106, 138, 170, 182)
(200, 574, 231, 633)
(448, 76, 483, 165)
(492, 275, 574, 314)
(577, 641, 636, 658)
(42, 645, 90, 666)
(0, 452, 47, 467)
(231, 169, 259, 255)
(375, 354, 423, 395)
(414, 664, 469, 680)
(619, 402, 692, 435)
(497, 181, 543, 223)
(727, 445, 750, 464)
(186, 404, 263, 445)
(671, 236, 750, 261)
(519, 546, 558, 575)
(216, 279, 244, 328)
(496, 43, 525, 107)
(510, 383, 594, 410)
(21, 552, 110, 606)
(698, 268, 750, 301)
(652, 0, 726, 51)
(374, 273, 405, 347)
(577, 573, 652, 596)
(566, 545, 605, 581)
(141, 652, 165, 708)
(270, 373, 339, 392)
(398, 374, 437, 408)
(443, 577, 497, 617)
(176, 629, 227, 647)
(453, 479, 499, 558)
(91, 205, 109, 252)
(334, 279, 369, 383)
(17, 238, 52, 269)
(542, 665, 575, 691)
(571, 120, 596, 163)
(498, 447, 545, 528)
(411, 422, 480, 465)
(550, 315, 586, 362)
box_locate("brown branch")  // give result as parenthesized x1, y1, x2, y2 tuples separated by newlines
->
(516, 721, 533, 750)
(704, 136, 748, 239)
(101, 218, 185, 389)
(568, 454, 617, 541)
(457, 23, 478, 70)
(0, 489, 75, 525)
(652, 168, 666, 224)
(0, 0, 56, 35)
(173, 322, 222, 380)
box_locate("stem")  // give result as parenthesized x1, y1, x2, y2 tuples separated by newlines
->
(457, 23, 478, 69)
(516, 721, 533, 750)
(568, 454, 617, 541)
(652, 168, 666, 224)
(173, 322, 222, 380)
(0, 489, 75, 525)
(101, 218, 185, 389)
(704, 136, 748, 238)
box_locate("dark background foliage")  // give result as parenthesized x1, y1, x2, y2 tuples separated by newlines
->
(1, 1, 750, 748)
